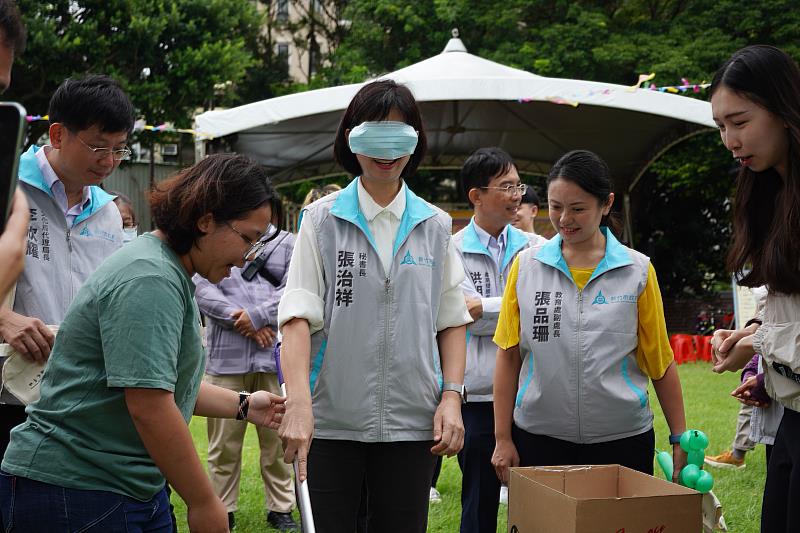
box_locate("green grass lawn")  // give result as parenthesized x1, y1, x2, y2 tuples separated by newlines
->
(171, 362, 764, 532)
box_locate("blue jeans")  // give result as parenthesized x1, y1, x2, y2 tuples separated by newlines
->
(0, 471, 172, 532)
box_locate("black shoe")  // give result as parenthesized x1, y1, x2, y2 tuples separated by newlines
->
(228, 512, 236, 530)
(267, 511, 300, 531)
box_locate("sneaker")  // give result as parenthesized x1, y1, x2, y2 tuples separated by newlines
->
(499, 485, 508, 505)
(267, 511, 300, 532)
(704, 450, 746, 470)
(228, 512, 236, 531)
(429, 487, 442, 503)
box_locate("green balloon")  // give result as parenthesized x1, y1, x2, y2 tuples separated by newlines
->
(679, 431, 693, 453)
(687, 449, 705, 467)
(695, 470, 714, 493)
(690, 430, 710, 451)
(681, 430, 710, 452)
(656, 450, 673, 480)
(680, 464, 700, 488)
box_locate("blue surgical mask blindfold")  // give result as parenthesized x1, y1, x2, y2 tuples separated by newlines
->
(348, 121, 419, 160)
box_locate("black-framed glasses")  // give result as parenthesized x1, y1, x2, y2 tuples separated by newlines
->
(74, 135, 132, 161)
(227, 222, 280, 261)
(480, 184, 527, 197)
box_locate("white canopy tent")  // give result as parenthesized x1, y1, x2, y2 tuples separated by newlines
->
(195, 30, 716, 239)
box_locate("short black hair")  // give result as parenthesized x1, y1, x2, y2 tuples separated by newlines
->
(150, 153, 275, 255)
(49, 75, 135, 134)
(334, 79, 427, 178)
(520, 187, 539, 206)
(460, 147, 516, 207)
(0, 0, 25, 56)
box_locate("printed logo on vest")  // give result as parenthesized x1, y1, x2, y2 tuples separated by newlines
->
(400, 250, 437, 268)
(400, 250, 417, 265)
(592, 289, 637, 305)
(78, 224, 117, 243)
(592, 290, 607, 305)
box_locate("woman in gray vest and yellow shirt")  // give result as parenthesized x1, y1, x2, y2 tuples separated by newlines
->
(278, 80, 471, 533)
(491, 150, 688, 484)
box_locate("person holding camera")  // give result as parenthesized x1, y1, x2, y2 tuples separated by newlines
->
(194, 204, 298, 532)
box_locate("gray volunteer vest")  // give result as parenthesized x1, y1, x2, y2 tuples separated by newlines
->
(303, 179, 452, 442)
(1, 146, 123, 405)
(514, 228, 654, 444)
(453, 220, 531, 401)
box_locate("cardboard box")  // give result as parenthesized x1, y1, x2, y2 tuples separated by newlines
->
(508, 465, 702, 533)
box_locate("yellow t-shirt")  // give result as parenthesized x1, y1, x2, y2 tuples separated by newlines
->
(493, 255, 673, 380)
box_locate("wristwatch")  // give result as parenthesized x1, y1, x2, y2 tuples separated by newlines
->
(443, 382, 468, 404)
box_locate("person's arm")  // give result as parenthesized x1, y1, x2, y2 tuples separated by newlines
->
(0, 306, 55, 364)
(245, 233, 295, 330)
(491, 256, 522, 483)
(277, 317, 314, 481)
(711, 324, 758, 373)
(458, 255, 502, 335)
(652, 362, 687, 483)
(193, 381, 284, 425)
(193, 278, 238, 328)
(125, 388, 228, 533)
(431, 325, 466, 456)
(493, 345, 522, 484)
(0, 189, 28, 300)
(276, 217, 325, 482)
(635, 264, 686, 482)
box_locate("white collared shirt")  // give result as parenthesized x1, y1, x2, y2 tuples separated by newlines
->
(36, 146, 91, 226)
(278, 178, 471, 334)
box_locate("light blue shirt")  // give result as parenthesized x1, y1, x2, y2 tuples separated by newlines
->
(36, 146, 91, 226)
(470, 219, 508, 268)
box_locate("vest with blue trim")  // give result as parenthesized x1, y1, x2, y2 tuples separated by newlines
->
(453, 221, 532, 401)
(13, 145, 123, 325)
(302, 179, 452, 442)
(1, 146, 123, 405)
(514, 228, 654, 444)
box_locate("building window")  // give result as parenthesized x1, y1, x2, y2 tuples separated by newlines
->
(277, 43, 289, 68)
(277, 0, 289, 22)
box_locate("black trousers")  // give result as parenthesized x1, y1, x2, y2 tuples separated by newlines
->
(307, 439, 437, 533)
(512, 424, 655, 475)
(457, 402, 500, 533)
(0, 404, 27, 459)
(762, 407, 800, 533)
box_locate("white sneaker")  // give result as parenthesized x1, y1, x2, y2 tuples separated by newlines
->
(429, 487, 442, 504)
(499, 485, 508, 504)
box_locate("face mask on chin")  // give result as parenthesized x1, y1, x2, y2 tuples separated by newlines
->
(122, 226, 138, 243)
(348, 121, 418, 160)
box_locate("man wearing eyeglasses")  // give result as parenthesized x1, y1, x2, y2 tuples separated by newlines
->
(450, 147, 536, 533)
(194, 203, 300, 532)
(0, 75, 135, 456)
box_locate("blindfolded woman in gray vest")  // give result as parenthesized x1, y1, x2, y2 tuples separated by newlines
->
(492, 150, 688, 484)
(277, 80, 471, 533)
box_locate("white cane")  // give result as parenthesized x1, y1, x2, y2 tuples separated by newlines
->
(275, 345, 316, 533)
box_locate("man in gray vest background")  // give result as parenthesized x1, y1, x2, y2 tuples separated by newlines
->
(452, 147, 534, 533)
(0, 75, 134, 456)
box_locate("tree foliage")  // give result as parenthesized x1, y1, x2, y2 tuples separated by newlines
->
(7, 0, 289, 131)
(305, 0, 800, 296)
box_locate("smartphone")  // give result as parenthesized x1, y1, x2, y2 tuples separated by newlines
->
(0, 102, 27, 233)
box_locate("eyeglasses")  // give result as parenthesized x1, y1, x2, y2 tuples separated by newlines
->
(74, 136, 132, 161)
(480, 184, 527, 197)
(227, 222, 281, 262)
